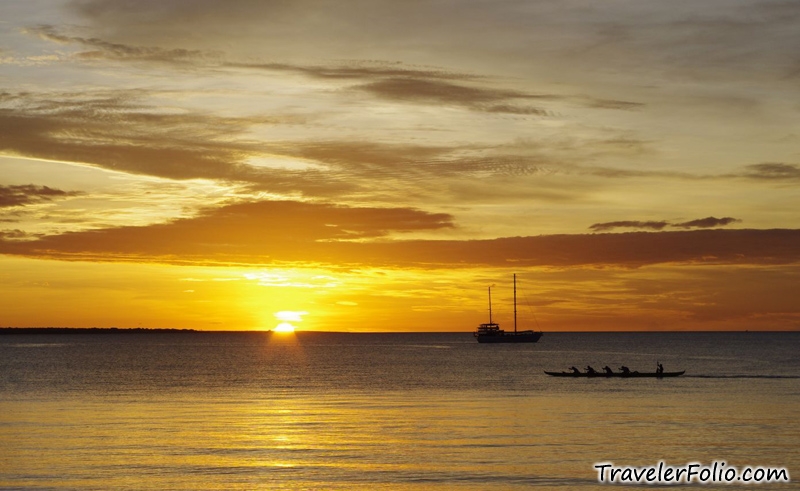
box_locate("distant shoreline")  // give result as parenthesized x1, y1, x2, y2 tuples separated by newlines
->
(0, 327, 197, 335)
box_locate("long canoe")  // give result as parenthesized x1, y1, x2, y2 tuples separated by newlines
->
(544, 370, 685, 378)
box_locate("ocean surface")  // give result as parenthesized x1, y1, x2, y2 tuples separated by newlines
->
(1, 331, 798, 490)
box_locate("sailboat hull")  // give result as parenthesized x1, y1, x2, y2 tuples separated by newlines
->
(475, 331, 542, 343)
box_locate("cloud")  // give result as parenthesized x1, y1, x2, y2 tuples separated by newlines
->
(227, 60, 478, 82)
(741, 163, 800, 181)
(355, 77, 551, 114)
(241, 63, 574, 115)
(0, 90, 363, 197)
(0, 89, 584, 205)
(590, 220, 669, 232)
(0, 229, 38, 241)
(67, 0, 800, 81)
(0, 184, 80, 208)
(29, 29, 545, 118)
(0, 200, 455, 262)
(591, 217, 741, 232)
(26, 25, 210, 64)
(27, 24, 645, 116)
(0, 86, 735, 214)
(672, 217, 742, 229)
(583, 98, 645, 110)
(358, 229, 800, 268)
(2, 199, 797, 269)
(591, 161, 800, 184)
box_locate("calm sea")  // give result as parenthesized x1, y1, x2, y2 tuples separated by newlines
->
(1, 331, 798, 490)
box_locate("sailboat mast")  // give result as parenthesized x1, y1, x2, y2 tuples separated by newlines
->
(513, 274, 517, 333)
(488, 286, 493, 324)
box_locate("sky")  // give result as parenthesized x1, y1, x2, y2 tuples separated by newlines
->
(1, 0, 799, 332)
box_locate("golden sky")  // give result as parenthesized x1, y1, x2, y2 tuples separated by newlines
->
(1, 0, 799, 331)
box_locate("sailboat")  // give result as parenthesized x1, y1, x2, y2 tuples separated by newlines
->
(474, 274, 543, 343)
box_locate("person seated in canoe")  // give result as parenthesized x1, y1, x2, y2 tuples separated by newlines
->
(585, 365, 597, 374)
(569, 366, 580, 374)
(603, 365, 614, 374)
(657, 363, 664, 374)
(619, 365, 631, 374)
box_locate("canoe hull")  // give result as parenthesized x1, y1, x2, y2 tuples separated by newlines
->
(544, 370, 685, 378)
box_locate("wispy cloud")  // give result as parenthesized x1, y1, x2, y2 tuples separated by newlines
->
(0, 184, 80, 208)
(226, 60, 479, 82)
(355, 77, 551, 115)
(25, 25, 643, 115)
(741, 163, 800, 181)
(590, 217, 741, 232)
(26, 25, 211, 64)
(672, 217, 741, 229)
(582, 98, 645, 110)
(589, 220, 669, 232)
(0, 90, 352, 196)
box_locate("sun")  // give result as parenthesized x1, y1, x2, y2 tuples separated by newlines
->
(273, 322, 296, 333)
(272, 311, 307, 333)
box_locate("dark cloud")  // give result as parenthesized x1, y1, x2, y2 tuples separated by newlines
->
(0, 185, 80, 208)
(583, 98, 645, 110)
(358, 77, 527, 104)
(34, 24, 479, 86)
(0, 229, 37, 241)
(592, 161, 800, 183)
(742, 163, 800, 181)
(591, 217, 741, 232)
(27, 25, 210, 64)
(227, 61, 478, 82)
(355, 77, 550, 115)
(482, 105, 550, 116)
(0, 94, 249, 179)
(672, 217, 742, 229)
(590, 220, 669, 232)
(359, 229, 800, 268)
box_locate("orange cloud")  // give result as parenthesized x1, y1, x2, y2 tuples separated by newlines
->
(1, 198, 797, 269)
(0, 200, 455, 263)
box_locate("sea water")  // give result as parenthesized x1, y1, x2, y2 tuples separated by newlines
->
(1, 331, 798, 489)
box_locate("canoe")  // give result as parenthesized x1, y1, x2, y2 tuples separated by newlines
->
(544, 370, 685, 378)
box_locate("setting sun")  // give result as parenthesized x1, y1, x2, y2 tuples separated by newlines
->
(273, 323, 296, 333)
(271, 311, 306, 332)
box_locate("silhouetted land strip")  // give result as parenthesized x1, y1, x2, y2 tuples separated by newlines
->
(0, 327, 197, 335)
